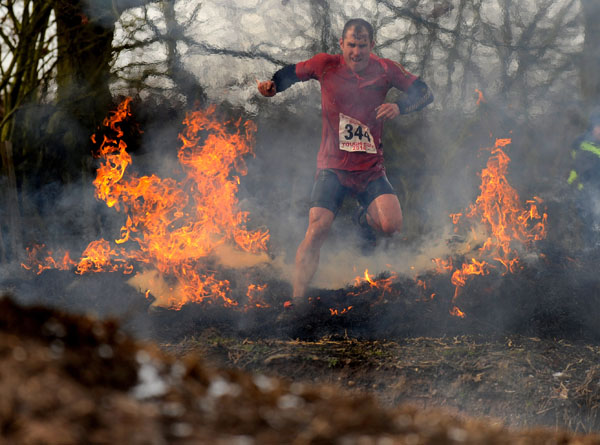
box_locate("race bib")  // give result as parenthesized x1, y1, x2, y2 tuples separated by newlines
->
(338, 113, 377, 154)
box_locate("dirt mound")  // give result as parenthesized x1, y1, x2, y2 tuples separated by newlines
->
(1, 294, 600, 444)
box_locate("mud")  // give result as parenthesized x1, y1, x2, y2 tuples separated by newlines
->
(2, 294, 600, 444)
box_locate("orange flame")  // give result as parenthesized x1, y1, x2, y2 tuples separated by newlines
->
(246, 284, 270, 309)
(466, 138, 547, 268)
(450, 258, 489, 296)
(23, 98, 270, 310)
(432, 257, 453, 274)
(449, 213, 462, 225)
(329, 306, 354, 316)
(353, 269, 395, 294)
(22, 244, 76, 274)
(475, 89, 486, 105)
(76, 239, 134, 275)
(450, 306, 465, 318)
(346, 268, 397, 308)
(436, 137, 547, 317)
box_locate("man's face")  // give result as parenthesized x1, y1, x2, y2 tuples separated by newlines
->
(339, 26, 374, 74)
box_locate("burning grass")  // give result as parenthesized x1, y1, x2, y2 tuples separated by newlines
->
(13, 242, 600, 345)
(20, 98, 554, 331)
(23, 98, 270, 310)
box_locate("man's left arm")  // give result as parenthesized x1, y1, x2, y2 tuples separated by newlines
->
(375, 78, 434, 120)
(396, 78, 434, 114)
(376, 59, 434, 120)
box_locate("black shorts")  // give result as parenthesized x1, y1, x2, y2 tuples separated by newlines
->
(309, 169, 397, 214)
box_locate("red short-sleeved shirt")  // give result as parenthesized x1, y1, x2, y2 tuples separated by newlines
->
(295, 53, 417, 176)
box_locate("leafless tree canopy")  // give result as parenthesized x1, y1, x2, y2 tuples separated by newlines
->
(0, 1, 591, 120)
(106, 1, 587, 113)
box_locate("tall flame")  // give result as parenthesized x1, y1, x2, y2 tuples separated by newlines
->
(439, 137, 547, 317)
(23, 98, 270, 310)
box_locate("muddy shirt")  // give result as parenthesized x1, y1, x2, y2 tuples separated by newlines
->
(294, 53, 417, 173)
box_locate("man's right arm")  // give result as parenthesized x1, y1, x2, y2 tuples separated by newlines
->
(258, 64, 299, 97)
(272, 64, 300, 93)
(258, 54, 331, 97)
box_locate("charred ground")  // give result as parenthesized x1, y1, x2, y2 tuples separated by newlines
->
(9, 244, 600, 343)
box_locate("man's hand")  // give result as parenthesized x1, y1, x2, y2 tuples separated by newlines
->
(375, 103, 400, 120)
(257, 80, 277, 97)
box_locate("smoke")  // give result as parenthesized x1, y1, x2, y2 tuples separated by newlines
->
(311, 231, 455, 290)
(4, 0, 600, 346)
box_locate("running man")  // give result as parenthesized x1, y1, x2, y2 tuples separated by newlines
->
(258, 18, 433, 303)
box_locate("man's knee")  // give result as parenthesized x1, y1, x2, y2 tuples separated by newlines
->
(366, 194, 402, 235)
(305, 207, 334, 243)
(378, 216, 402, 235)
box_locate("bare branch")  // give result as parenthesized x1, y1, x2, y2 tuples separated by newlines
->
(186, 41, 289, 67)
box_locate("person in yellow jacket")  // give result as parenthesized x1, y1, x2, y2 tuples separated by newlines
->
(568, 109, 600, 244)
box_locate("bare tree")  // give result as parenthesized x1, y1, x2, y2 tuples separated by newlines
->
(0, 0, 54, 141)
(0, 0, 54, 261)
(579, 0, 600, 108)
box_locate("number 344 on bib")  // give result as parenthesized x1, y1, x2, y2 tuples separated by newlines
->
(338, 113, 377, 154)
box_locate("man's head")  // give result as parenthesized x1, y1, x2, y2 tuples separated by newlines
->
(340, 19, 375, 74)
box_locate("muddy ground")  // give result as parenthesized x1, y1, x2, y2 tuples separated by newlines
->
(165, 332, 600, 434)
(3, 295, 600, 444)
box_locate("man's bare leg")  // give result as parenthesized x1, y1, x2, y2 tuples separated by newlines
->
(365, 194, 403, 235)
(292, 207, 335, 299)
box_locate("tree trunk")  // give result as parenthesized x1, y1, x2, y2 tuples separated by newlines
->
(163, 0, 207, 106)
(579, 0, 600, 107)
(0, 141, 22, 261)
(53, 0, 116, 155)
(49, 0, 161, 181)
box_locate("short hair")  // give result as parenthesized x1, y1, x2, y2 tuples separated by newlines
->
(342, 18, 374, 42)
